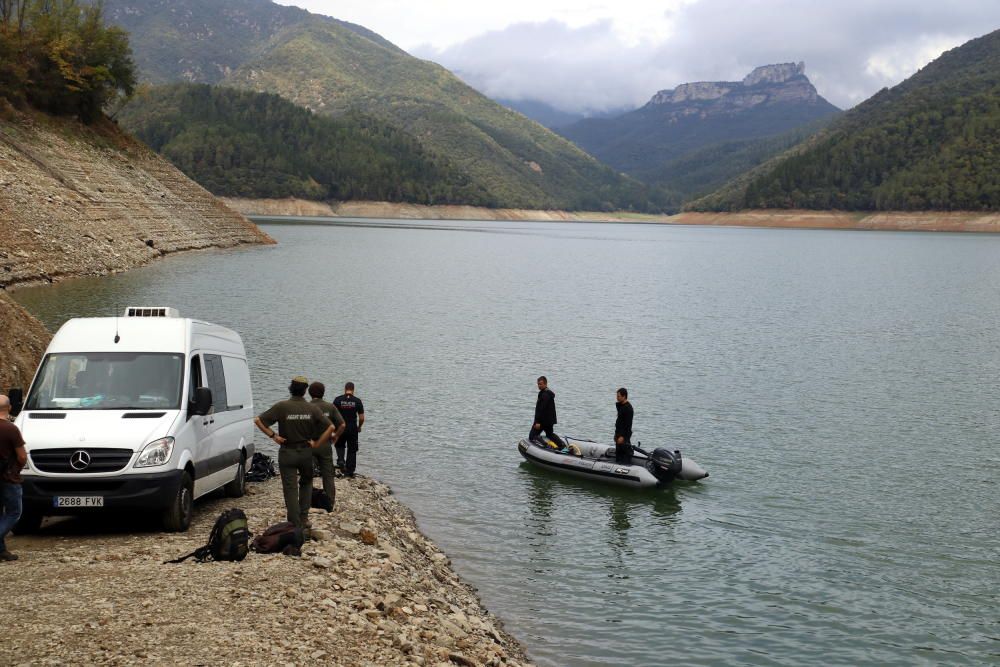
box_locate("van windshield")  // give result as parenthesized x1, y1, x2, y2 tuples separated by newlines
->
(25, 352, 185, 410)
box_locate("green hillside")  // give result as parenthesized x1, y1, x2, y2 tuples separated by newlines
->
(118, 83, 494, 204)
(635, 120, 831, 200)
(691, 29, 1000, 211)
(102, 0, 400, 85)
(103, 0, 676, 212)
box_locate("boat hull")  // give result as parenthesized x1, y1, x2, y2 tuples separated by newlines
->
(517, 438, 708, 488)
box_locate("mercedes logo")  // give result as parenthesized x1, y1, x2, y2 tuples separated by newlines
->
(69, 450, 91, 471)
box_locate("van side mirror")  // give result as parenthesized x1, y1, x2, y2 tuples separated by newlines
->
(8, 388, 23, 417)
(191, 387, 213, 416)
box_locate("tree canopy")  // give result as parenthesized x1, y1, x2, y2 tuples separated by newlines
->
(0, 0, 136, 122)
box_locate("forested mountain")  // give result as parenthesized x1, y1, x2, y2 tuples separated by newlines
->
(558, 63, 839, 199)
(100, 0, 676, 212)
(690, 29, 1000, 212)
(118, 84, 495, 204)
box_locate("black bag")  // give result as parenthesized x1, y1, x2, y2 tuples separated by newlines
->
(166, 508, 250, 564)
(311, 487, 334, 512)
(247, 452, 277, 482)
(251, 521, 304, 554)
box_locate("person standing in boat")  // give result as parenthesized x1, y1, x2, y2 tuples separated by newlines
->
(530, 376, 564, 448)
(614, 388, 634, 464)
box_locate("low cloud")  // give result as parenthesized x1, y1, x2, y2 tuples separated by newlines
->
(416, 0, 1000, 113)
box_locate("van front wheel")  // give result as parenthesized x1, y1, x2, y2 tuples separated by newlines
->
(162, 471, 193, 532)
(224, 452, 247, 498)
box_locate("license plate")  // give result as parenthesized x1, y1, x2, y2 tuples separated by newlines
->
(53, 496, 104, 508)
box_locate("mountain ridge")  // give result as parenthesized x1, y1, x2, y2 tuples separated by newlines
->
(102, 0, 674, 212)
(557, 62, 839, 198)
(689, 29, 1000, 211)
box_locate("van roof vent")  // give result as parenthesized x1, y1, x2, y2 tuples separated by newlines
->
(124, 306, 180, 318)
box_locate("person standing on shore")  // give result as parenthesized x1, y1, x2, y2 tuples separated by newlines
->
(333, 382, 365, 477)
(308, 381, 345, 506)
(530, 376, 564, 448)
(614, 387, 634, 464)
(0, 395, 28, 562)
(254, 377, 334, 531)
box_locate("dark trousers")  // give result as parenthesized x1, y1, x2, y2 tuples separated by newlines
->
(529, 424, 564, 448)
(0, 482, 22, 553)
(335, 431, 359, 474)
(312, 442, 337, 506)
(615, 438, 633, 464)
(278, 446, 313, 528)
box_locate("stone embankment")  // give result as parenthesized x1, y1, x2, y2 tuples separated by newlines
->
(0, 105, 274, 389)
(222, 197, 668, 223)
(224, 197, 1000, 233)
(2, 475, 532, 667)
(671, 210, 1000, 232)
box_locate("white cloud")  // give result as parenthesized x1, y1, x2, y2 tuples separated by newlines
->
(279, 0, 1000, 112)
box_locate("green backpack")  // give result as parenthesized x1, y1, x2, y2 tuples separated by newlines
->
(167, 508, 250, 563)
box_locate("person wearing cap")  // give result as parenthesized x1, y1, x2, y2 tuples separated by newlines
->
(254, 376, 334, 531)
(307, 381, 345, 508)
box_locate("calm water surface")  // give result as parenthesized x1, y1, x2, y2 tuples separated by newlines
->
(14, 219, 1000, 666)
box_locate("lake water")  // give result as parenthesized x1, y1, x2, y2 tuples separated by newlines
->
(14, 219, 1000, 666)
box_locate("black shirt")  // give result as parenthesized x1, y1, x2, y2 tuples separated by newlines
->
(333, 394, 365, 433)
(615, 401, 633, 441)
(534, 388, 557, 426)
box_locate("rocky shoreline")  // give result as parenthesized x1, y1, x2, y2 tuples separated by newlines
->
(0, 105, 272, 389)
(224, 197, 1000, 233)
(2, 474, 533, 667)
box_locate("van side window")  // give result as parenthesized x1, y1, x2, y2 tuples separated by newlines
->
(204, 354, 229, 414)
(221, 356, 251, 411)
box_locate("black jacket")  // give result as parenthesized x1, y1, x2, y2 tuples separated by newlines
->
(615, 401, 633, 440)
(534, 388, 557, 426)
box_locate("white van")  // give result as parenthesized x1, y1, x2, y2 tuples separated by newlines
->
(12, 307, 254, 532)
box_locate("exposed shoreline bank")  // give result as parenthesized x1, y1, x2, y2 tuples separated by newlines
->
(225, 197, 1000, 232)
(1, 107, 535, 665)
(2, 475, 532, 666)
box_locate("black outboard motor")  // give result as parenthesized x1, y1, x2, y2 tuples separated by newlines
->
(647, 448, 683, 483)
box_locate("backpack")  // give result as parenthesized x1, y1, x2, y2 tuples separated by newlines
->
(251, 521, 304, 555)
(247, 452, 277, 482)
(311, 487, 334, 513)
(166, 508, 250, 564)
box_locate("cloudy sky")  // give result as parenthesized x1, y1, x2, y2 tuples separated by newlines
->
(278, 0, 1000, 113)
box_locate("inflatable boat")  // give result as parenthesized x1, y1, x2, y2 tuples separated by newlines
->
(517, 435, 708, 489)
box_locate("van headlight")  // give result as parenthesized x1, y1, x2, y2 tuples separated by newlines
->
(135, 437, 174, 468)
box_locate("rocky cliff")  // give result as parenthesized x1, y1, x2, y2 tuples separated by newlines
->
(557, 62, 839, 195)
(646, 62, 823, 116)
(0, 104, 274, 391)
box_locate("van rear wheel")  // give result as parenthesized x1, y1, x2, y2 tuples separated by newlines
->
(224, 451, 247, 498)
(162, 471, 193, 532)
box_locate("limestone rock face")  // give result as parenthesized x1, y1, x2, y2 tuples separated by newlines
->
(742, 62, 805, 86)
(646, 62, 821, 116)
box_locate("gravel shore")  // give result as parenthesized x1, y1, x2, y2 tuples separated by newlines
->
(2, 473, 533, 667)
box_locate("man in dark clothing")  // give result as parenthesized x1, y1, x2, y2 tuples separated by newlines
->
(255, 376, 334, 529)
(308, 382, 345, 508)
(333, 382, 365, 477)
(530, 376, 564, 448)
(0, 395, 27, 561)
(614, 387, 634, 464)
